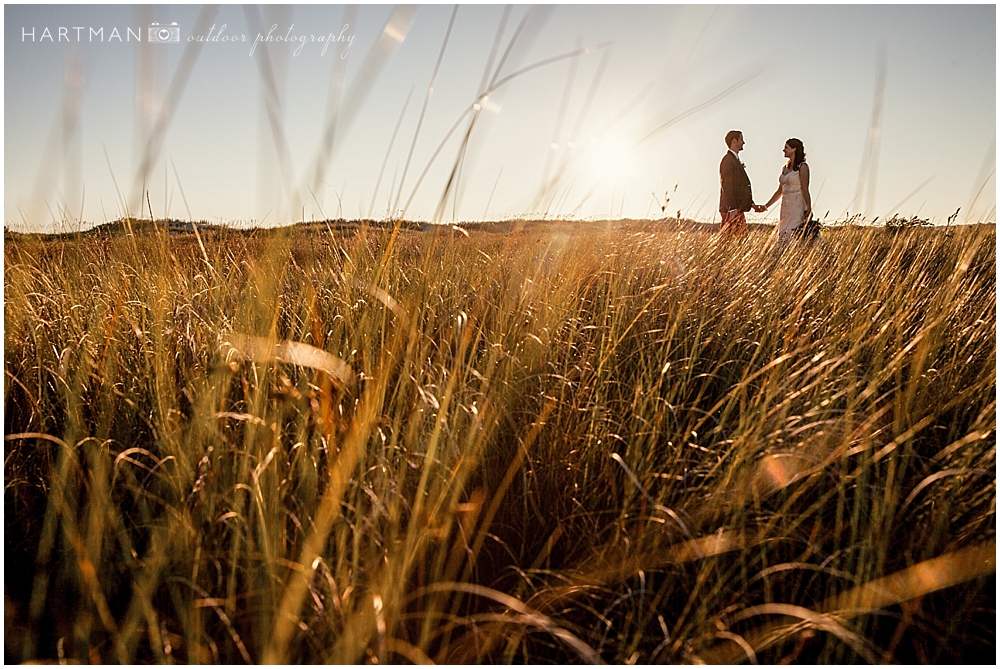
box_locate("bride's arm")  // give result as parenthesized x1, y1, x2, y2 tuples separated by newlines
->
(761, 182, 783, 210)
(799, 164, 812, 218)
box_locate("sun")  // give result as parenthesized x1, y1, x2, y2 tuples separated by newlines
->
(587, 134, 636, 186)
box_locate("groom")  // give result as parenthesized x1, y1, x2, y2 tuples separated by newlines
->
(719, 130, 762, 238)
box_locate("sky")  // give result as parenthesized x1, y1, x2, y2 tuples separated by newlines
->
(4, 3, 996, 232)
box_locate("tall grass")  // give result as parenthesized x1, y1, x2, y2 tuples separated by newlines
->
(4, 220, 995, 663)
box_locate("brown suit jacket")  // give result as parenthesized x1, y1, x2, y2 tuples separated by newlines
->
(719, 151, 753, 213)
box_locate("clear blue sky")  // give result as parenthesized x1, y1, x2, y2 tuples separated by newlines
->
(5, 4, 996, 231)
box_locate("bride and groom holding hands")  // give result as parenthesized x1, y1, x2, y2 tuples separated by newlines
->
(719, 129, 813, 244)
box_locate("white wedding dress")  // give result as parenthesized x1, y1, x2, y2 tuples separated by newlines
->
(776, 165, 806, 242)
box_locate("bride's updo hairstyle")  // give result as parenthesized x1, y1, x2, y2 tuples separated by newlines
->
(787, 138, 806, 171)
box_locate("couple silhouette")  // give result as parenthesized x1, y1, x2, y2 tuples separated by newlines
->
(719, 130, 812, 246)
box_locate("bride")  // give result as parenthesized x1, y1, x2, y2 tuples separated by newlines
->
(756, 138, 811, 246)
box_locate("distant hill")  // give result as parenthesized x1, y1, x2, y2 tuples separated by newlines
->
(6, 216, 992, 242)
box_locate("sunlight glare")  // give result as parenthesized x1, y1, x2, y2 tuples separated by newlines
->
(588, 135, 635, 185)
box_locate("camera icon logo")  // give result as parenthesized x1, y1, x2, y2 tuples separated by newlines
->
(148, 22, 180, 43)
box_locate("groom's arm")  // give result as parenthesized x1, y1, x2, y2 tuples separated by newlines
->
(722, 155, 752, 211)
(720, 155, 739, 210)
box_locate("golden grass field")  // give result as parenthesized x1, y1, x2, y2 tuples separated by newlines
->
(4, 219, 996, 663)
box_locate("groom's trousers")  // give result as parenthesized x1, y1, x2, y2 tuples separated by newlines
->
(720, 210, 749, 239)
